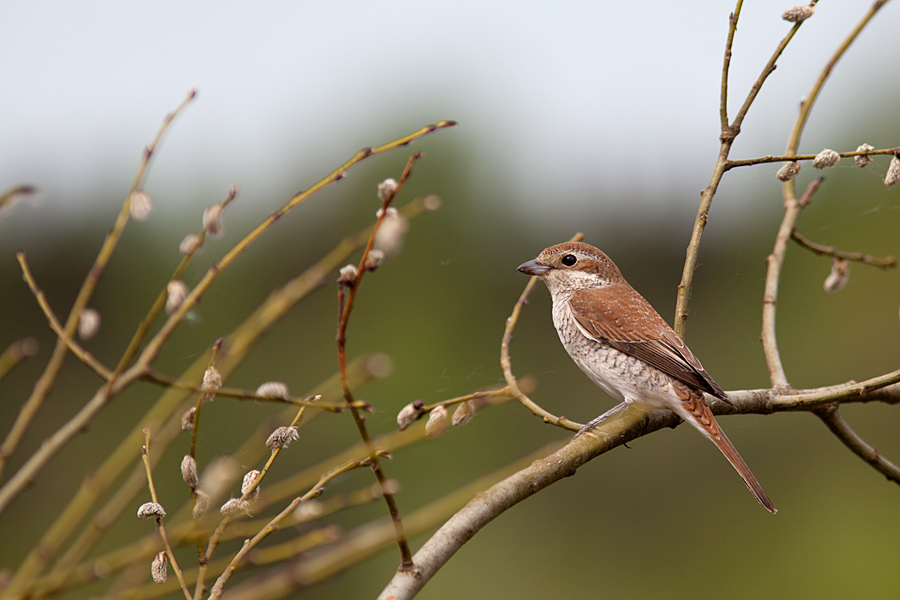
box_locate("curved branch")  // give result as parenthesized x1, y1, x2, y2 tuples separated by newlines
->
(814, 404, 900, 483)
(379, 368, 900, 599)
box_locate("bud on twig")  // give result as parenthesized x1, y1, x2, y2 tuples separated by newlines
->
(452, 400, 475, 427)
(202, 202, 225, 236)
(192, 490, 210, 519)
(338, 264, 358, 285)
(776, 161, 800, 182)
(885, 155, 900, 187)
(374, 207, 409, 257)
(782, 3, 814, 22)
(137, 502, 166, 519)
(165, 280, 189, 315)
(181, 406, 196, 431)
(812, 149, 840, 169)
(266, 426, 299, 449)
(220, 498, 250, 517)
(397, 400, 425, 430)
(242, 470, 261, 501)
(823, 258, 850, 294)
(377, 178, 398, 202)
(365, 249, 385, 271)
(151, 551, 168, 584)
(422, 194, 442, 211)
(78, 308, 101, 340)
(256, 381, 289, 399)
(181, 455, 199, 488)
(201, 366, 222, 397)
(854, 144, 874, 168)
(425, 405, 449, 437)
(179, 233, 202, 255)
(129, 189, 153, 221)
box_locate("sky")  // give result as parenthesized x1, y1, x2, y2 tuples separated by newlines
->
(1, 1, 898, 232)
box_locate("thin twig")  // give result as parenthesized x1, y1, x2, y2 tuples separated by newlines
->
(726, 147, 897, 169)
(675, 8, 804, 338)
(144, 372, 352, 410)
(193, 402, 308, 600)
(0, 89, 196, 482)
(762, 177, 824, 389)
(763, 0, 888, 390)
(790, 231, 896, 268)
(134, 123, 455, 372)
(502, 232, 584, 431)
(0, 338, 38, 383)
(719, 1, 743, 132)
(113, 185, 238, 381)
(335, 153, 424, 569)
(140, 429, 192, 600)
(16, 254, 113, 381)
(785, 1, 889, 155)
(2, 194, 434, 597)
(815, 404, 900, 483)
(207, 453, 385, 599)
(0, 144, 449, 594)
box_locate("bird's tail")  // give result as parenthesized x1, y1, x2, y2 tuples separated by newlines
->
(676, 396, 777, 514)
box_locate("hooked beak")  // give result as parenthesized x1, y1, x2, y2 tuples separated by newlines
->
(517, 259, 550, 276)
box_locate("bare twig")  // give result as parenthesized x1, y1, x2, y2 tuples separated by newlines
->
(762, 177, 825, 389)
(0, 338, 39, 383)
(502, 233, 583, 432)
(815, 404, 900, 483)
(791, 231, 896, 269)
(675, 4, 805, 338)
(16, 254, 113, 381)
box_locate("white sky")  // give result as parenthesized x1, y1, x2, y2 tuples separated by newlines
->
(1, 1, 898, 232)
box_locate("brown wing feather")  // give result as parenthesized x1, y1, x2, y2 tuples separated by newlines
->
(569, 287, 727, 400)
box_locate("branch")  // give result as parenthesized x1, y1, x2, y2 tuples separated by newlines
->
(0, 338, 38, 383)
(762, 177, 824, 389)
(501, 232, 583, 432)
(815, 404, 900, 483)
(675, 4, 805, 338)
(17, 253, 113, 381)
(725, 146, 897, 169)
(790, 231, 896, 269)
(335, 153, 425, 569)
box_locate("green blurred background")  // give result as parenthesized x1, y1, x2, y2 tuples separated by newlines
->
(2, 1, 900, 599)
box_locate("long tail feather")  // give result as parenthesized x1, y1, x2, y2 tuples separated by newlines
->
(677, 396, 777, 514)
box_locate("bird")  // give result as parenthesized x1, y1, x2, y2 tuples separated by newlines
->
(517, 241, 776, 513)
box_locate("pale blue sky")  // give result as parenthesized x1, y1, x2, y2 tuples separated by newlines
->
(1, 1, 897, 232)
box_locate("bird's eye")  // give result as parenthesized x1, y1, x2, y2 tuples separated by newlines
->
(561, 254, 577, 267)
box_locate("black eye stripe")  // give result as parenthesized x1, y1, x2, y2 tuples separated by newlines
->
(561, 254, 577, 267)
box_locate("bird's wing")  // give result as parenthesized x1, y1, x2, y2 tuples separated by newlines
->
(569, 287, 727, 400)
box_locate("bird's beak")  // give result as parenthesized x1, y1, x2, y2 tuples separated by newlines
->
(517, 259, 550, 276)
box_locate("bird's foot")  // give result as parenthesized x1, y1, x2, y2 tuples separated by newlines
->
(573, 401, 628, 440)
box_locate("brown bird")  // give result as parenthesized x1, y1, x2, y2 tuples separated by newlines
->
(518, 242, 776, 513)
